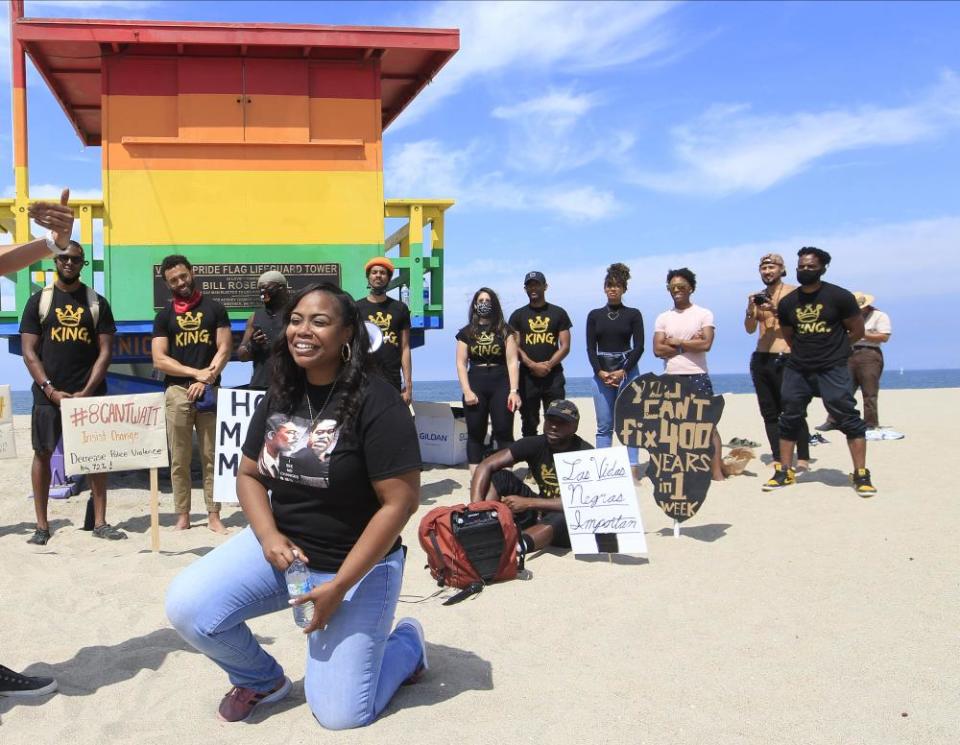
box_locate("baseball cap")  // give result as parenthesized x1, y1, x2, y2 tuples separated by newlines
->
(257, 270, 287, 288)
(545, 399, 579, 423)
(524, 270, 546, 285)
(365, 256, 395, 275)
(758, 253, 785, 268)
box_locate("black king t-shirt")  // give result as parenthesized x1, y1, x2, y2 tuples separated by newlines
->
(19, 284, 117, 406)
(242, 376, 421, 573)
(508, 433, 593, 499)
(356, 296, 411, 386)
(508, 302, 572, 371)
(777, 281, 861, 371)
(152, 295, 231, 386)
(456, 323, 508, 365)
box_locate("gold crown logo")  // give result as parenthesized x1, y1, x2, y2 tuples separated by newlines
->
(371, 311, 393, 330)
(528, 315, 550, 333)
(796, 304, 823, 324)
(475, 331, 495, 345)
(177, 311, 203, 331)
(55, 304, 84, 327)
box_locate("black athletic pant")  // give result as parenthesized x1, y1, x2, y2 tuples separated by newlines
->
(780, 363, 867, 442)
(518, 368, 566, 437)
(464, 365, 515, 464)
(750, 352, 809, 462)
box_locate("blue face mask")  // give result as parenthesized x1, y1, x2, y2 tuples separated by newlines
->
(475, 299, 493, 317)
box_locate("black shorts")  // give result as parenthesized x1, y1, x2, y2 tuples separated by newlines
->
(31, 404, 62, 453)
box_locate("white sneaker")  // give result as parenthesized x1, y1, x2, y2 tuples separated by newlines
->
(396, 617, 428, 683)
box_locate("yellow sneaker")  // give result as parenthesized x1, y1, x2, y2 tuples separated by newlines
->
(762, 464, 796, 491)
(851, 468, 877, 498)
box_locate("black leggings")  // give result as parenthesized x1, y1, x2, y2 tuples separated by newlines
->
(750, 352, 810, 461)
(464, 366, 515, 464)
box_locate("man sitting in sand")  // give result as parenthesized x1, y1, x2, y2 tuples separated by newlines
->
(470, 400, 591, 552)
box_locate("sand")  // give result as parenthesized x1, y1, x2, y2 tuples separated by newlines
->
(0, 389, 957, 745)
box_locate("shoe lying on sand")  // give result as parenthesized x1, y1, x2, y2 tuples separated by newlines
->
(0, 665, 57, 697)
(866, 428, 905, 441)
(218, 676, 291, 722)
(726, 437, 761, 448)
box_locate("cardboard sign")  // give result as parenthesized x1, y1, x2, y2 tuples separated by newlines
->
(0, 385, 15, 460)
(213, 388, 267, 503)
(614, 373, 725, 523)
(412, 402, 468, 466)
(554, 446, 648, 555)
(60, 393, 167, 475)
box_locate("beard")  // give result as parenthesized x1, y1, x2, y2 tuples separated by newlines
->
(55, 265, 79, 284)
(174, 281, 195, 298)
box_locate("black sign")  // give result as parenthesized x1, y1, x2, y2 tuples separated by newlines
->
(614, 373, 725, 523)
(153, 263, 341, 310)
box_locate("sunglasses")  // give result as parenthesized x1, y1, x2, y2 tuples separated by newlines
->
(56, 255, 89, 266)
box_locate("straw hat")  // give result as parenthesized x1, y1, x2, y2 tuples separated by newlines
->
(853, 291, 875, 309)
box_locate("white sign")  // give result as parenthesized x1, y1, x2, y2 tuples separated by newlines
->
(554, 446, 648, 555)
(60, 393, 167, 475)
(214, 388, 266, 503)
(0, 385, 15, 460)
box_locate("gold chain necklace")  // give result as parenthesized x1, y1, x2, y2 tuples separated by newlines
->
(305, 378, 339, 430)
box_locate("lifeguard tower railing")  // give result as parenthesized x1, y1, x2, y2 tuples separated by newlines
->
(0, 196, 451, 353)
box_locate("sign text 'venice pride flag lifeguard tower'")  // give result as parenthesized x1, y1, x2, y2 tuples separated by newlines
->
(1, 1, 458, 385)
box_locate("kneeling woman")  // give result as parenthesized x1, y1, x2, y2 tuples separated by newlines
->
(166, 283, 426, 729)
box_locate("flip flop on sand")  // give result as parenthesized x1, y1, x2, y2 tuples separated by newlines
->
(726, 437, 761, 448)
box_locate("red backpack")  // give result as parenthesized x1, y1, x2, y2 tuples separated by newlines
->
(418, 501, 522, 592)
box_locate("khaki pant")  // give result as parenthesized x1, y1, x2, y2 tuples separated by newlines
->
(848, 347, 884, 428)
(165, 385, 219, 515)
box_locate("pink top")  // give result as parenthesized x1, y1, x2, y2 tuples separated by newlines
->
(654, 304, 716, 375)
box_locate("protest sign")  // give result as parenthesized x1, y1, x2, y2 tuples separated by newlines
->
(0, 385, 15, 460)
(554, 446, 647, 555)
(614, 373, 724, 523)
(213, 388, 266, 503)
(61, 393, 167, 475)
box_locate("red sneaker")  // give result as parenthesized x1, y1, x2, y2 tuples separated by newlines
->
(217, 676, 291, 722)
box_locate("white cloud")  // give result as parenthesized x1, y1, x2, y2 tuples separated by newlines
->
(396, 0, 677, 128)
(492, 90, 599, 121)
(629, 71, 960, 196)
(384, 139, 621, 222)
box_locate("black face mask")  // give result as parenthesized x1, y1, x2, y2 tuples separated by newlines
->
(796, 268, 823, 286)
(368, 284, 387, 296)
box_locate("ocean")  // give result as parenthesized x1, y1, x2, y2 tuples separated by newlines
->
(12, 368, 957, 413)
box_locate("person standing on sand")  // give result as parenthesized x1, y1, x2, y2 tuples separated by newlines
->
(764, 247, 876, 496)
(20, 240, 124, 545)
(744, 253, 810, 471)
(355, 257, 413, 403)
(1, 188, 78, 698)
(236, 270, 289, 391)
(151, 254, 232, 533)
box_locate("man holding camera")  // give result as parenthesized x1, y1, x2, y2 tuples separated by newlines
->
(744, 253, 810, 471)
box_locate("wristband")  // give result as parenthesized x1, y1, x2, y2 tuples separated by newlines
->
(510, 388, 519, 393)
(45, 232, 68, 256)
(40, 379, 52, 391)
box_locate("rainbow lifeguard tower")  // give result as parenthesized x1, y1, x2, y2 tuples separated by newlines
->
(1, 1, 458, 385)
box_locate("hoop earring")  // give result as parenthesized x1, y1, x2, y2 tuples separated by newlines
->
(341, 343, 352, 363)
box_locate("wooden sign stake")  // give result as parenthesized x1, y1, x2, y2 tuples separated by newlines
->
(150, 467, 160, 552)
(673, 518, 681, 538)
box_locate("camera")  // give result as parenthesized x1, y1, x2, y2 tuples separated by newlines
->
(752, 293, 769, 306)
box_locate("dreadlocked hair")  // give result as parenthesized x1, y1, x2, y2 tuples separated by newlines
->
(269, 282, 371, 434)
(605, 262, 631, 289)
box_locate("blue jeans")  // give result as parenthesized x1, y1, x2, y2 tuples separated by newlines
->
(592, 369, 640, 464)
(165, 527, 423, 730)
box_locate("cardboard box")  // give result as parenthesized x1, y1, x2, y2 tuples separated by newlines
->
(413, 402, 468, 466)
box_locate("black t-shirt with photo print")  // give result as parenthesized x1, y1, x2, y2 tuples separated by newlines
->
(356, 296, 411, 386)
(777, 281, 861, 371)
(152, 295, 230, 387)
(508, 302, 572, 369)
(456, 324, 508, 366)
(242, 375, 421, 573)
(19, 284, 117, 406)
(507, 433, 593, 500)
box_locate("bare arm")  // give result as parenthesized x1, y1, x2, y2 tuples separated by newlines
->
(151, 336, 204, 380)
(400, 327, 413, 404)
(744, 294, 760, 334)
(653, 331, 679, 359)
(548, 328, 571, 368)
(209, 326, 233, 379)
(863, 330, 890, 344)
(674, 326, 714, 352)
(470, 448, 516, 503)
(237, 455, 306, 570)
(296, 470, 420, 634)
(0, 190, 75, 274)
(505, 333, 522, 411)
(20, 332, 71, 405)
(78, 333, 113, 397)
(456, 340, 476, 404)
(235, 315, 256, 362)
(843, 314, 865, 345)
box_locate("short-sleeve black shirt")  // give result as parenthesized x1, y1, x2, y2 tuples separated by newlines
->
(508, 303, 572, 369)
(19, 285, 117, 406)
(356, 297, 411, 386)
(777, 282, 860, 371)
(456, 324, 508, 366)
(152, 295, 231, 387)
(508, 434, 593, 500)
(241, 375, 421, 572)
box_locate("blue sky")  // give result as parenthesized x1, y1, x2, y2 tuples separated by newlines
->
(1, 0, 958, 388)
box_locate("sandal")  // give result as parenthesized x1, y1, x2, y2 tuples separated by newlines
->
(92, 523, 128, 540)
(27, 528, 51, 545)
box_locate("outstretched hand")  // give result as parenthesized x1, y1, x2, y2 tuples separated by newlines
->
(28, 188, 74, 250)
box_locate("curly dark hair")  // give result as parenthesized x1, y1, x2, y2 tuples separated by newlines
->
(604, 262, 631, 289)
(467, 287, 512, 340)
(160, 254, 191, 276)
(798, 246, 832, 267)
(666, 267, 697, 291)
(269, 283, 371, 434)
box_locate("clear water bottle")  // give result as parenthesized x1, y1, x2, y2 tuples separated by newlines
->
(400, 283, 410, 305)
(285, 553, 314, 628)
(423, 284, 430, 305)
